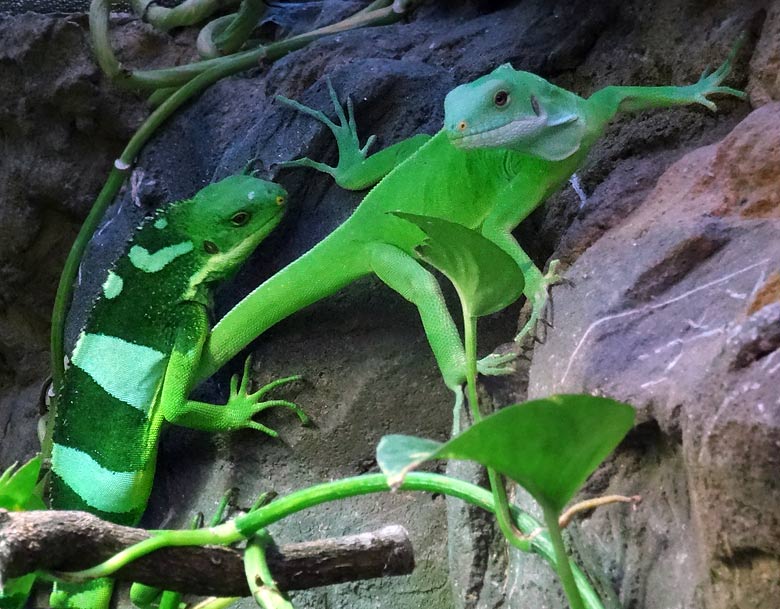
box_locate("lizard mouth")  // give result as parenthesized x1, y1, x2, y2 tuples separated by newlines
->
(448, 113, 548, 150)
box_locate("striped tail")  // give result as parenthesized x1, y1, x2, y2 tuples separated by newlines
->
(49, 333, 163, 609)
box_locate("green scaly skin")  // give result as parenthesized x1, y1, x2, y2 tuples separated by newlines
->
(47, 175, 306, 609)
(195, 50, 743, 401)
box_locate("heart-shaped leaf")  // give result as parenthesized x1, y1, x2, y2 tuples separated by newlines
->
(378, 395, 634, 512)
(391, 212, 524, 317)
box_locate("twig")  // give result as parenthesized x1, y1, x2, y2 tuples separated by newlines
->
(0, 510, 414, 597)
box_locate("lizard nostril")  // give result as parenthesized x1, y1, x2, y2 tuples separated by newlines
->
(458, 121, 467, 131)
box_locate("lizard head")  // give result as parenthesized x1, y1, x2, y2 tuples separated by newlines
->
(444, 64, 587, 161)
(171, 175, 287, 284)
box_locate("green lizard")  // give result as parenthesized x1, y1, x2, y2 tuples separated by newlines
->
(41, 50, 741, 609)
(194, 51, 743, 403)
(47, 175, 306, 609)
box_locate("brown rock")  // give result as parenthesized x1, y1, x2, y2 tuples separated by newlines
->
(527, 105, 780, 609)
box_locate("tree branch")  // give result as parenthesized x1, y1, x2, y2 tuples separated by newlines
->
(0, 510, 414, 596)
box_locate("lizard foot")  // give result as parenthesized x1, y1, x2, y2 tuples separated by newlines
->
(276, 78, 376, 183)
(689, 38, 746, 111)
(477, 350, 518, 377)
(226, 357, 309, 437)
(514, 259, 569, 343)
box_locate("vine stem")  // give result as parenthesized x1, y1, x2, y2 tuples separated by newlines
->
(245, 530, 295, 609)
(543, 503, 586, 609)
(90, 0, 398, 90)
(462, 308, 588, 609)
(54, 472, 602, 608)
(462, 311, 531, 553)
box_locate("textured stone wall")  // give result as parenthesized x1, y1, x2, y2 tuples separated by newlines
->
(0, 1, 777, 608)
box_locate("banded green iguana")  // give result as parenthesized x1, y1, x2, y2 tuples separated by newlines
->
(47, 175, 307, 609)
(194, 51, 744, 403)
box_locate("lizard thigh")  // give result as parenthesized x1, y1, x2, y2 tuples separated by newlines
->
(367, 242, 466, 389)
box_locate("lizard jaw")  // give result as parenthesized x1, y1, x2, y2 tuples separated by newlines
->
(448, 112, 548, 150)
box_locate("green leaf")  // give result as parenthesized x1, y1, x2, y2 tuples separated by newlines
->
(378, 395, 634, 512)
(391, 212, 524, 317)
(0, 456, 45, 511)
(0, 574, 36, 609)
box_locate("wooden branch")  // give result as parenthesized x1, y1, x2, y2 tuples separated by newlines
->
(0, 510, 414, 596)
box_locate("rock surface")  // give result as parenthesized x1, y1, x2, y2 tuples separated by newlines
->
(519, 102, 780, 609)
(0, 1, 778, 609)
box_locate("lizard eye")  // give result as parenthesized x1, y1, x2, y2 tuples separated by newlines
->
(204, 241, 219, 254)
(530, 95, 541, 116)
(493, 90, 510, 107)
(275, 195, 285, 206)
(230, 211, 250, 226)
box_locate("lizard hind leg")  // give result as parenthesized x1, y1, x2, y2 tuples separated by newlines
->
(367, 242, 468, 392)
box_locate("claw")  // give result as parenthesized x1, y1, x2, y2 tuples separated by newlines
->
(326, 77, 348, 125)
(477, 350, 518, 377)
(691, 35, 747, 111)
(208, 487, 238, 526)
(558, 277, 575, 288)
(254, 399, 310, 425)
(360, 133, 377, 156)
(276, 157, 337, 176)
(240, 356, 253, 394)
(249, 490, 278, 512)
(249, 421, 279, 437)
(347, 95, 357, 131)
(251, 374, 303, 400)
(275, 94, 338, 131)
(242, 157, 263, 176)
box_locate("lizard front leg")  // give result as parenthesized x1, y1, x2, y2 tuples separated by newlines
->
(367, 242, 468, 424)
(368, 243, 466, 388)
(585, 42, 745, 129)
(481, 175, 567, 343)
(481, 221, 564, 343)
(160, 303, 307, 437)
(277, 79, 431, 190)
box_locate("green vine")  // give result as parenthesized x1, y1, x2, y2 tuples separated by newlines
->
(55, 471, 603, 608)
